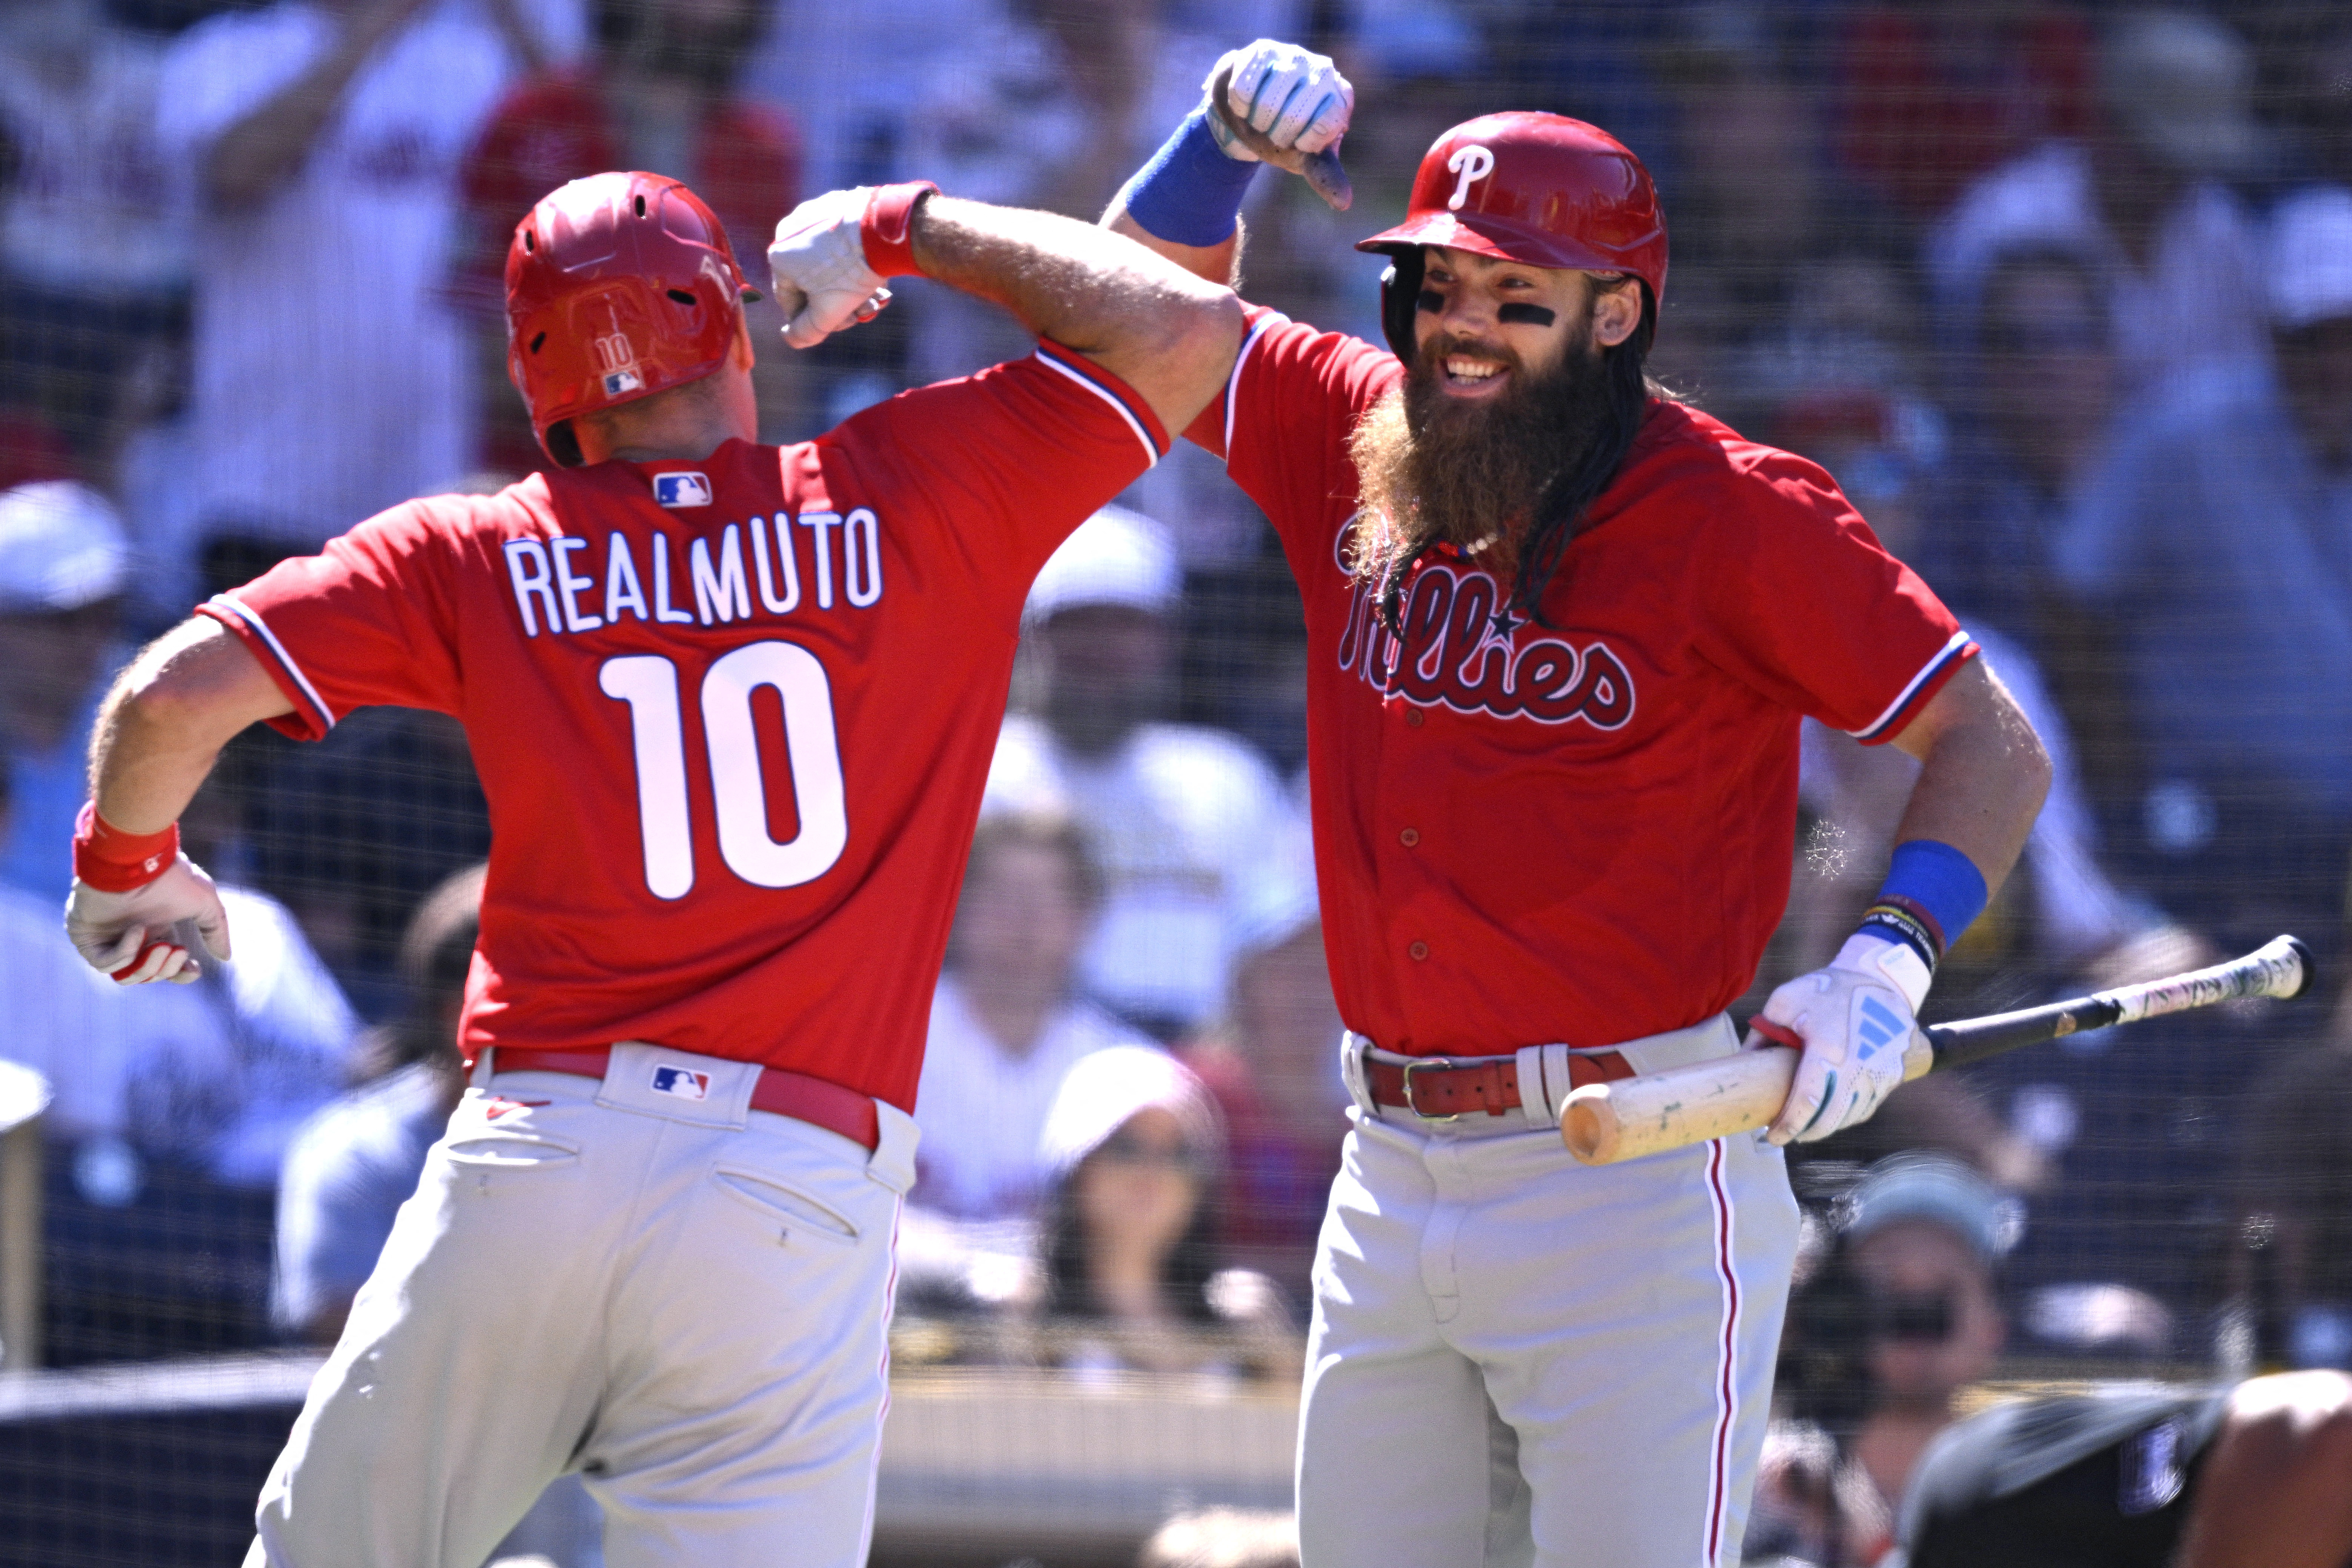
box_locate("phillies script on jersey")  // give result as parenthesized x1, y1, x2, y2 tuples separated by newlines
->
(1189, 307, 1975, 1054)
(200, 345, 1166, 1111)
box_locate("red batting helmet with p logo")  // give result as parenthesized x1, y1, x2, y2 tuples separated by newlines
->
(1355, 112, 1667, 360)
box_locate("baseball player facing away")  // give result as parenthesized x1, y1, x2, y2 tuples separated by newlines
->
(1093, 41, 2054, 1568)
(61, 172, 1241, 1567)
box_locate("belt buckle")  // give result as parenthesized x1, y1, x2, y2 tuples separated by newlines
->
(1399, 1057, 1459, 1123)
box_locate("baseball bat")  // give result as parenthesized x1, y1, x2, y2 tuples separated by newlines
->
(1562, 934, 2315, 1166)
(1206, 66, 1354, 212)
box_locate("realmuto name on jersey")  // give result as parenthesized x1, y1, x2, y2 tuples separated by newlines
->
(499, 510, 885, 637)
(1333, 520, 1635, 729)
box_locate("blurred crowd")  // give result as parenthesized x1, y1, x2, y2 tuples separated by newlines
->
(0, 0, 2348, 1560)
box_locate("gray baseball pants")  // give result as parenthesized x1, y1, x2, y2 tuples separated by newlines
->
(244, 1044, 917, 1568)
(1300, 1024, 1800, 1567)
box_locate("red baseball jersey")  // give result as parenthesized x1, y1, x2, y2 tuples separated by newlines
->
(201, 345, 1167, 1112)
(1189, 308, 1976, 1054)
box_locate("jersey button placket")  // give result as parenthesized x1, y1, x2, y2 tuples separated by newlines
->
(1399, 828, 1419, 847)
(1404, 707, 1424, 728)
(1409, 941, 1429, 961)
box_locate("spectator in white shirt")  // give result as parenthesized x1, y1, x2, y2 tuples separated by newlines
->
(155, 0, 579, 550)
(1926, 10, 2269, 399)
(911, 811, 1156, 1226)
(983, 505, 1300, 1038)
(0, 0, 187, 465)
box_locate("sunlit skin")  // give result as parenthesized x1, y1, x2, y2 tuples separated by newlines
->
(1412, 246, 1641, 404)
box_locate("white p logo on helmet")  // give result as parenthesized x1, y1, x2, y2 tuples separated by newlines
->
(1446, 144, 1496, 210)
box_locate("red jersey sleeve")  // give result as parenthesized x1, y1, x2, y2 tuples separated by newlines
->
(197, 498, 472, 741)
(1694, 447, 1976, 744)
(1184, 306, 1401, 554)
(826, 341, 1170, 587)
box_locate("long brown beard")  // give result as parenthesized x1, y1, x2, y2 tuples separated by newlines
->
(1347, 325, 1615, 592)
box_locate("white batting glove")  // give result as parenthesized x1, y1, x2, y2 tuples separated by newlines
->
(66, 854, 232, 985)
(1207, 40, 1353, 162)
(1761, 935, 1924, 1145)
(767, 188, 894, 350)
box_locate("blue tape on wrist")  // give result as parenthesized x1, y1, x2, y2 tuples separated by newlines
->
(1880, 839, 1989, 950)
(1116, 108, 1258, 248)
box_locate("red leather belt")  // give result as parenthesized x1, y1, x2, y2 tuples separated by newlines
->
(1365, 1050, 1635, 1120)
(490, 1046, 880, 1152)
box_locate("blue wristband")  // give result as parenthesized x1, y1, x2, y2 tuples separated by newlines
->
(1872, 839, 1989, 955)
(1116, 107, 1258, 248)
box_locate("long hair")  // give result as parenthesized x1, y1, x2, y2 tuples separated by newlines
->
(1039, 1168, 1224, 1326)
(1374, 304, 1668, 636)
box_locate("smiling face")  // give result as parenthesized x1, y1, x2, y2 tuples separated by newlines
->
(1349, 246, 1646, 586)
(1412, 246, 1641, 402)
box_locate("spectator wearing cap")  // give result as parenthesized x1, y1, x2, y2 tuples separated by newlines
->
(2052, 185, 2352, 966)
(0, 481, 130, 897)
(1762, 1155, 2014, 1566)
(909, 812, 1158, 1229)
(0, 489, 355, 1191)
(1841, 1156, 2013, 1517)
(1927, 9, 2269, 398)
(1032, 1044, 1297, 1379)
(984, 505, 1300, 1040)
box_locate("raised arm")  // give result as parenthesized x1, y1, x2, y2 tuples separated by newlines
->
(766, 185, 1242, 443)
(909, 196, 1242, 437)
(203, 0, 429, 212)
(1102, 39, 1356, 286)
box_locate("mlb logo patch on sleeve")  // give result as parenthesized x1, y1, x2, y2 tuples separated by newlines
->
(651, 1064, 712, 1101)
(653, 472, 711, 508)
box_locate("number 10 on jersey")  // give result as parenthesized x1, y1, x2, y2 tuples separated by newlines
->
(599, 641, 848, 898)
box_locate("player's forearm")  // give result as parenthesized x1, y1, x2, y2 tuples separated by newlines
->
(1888, 661, 2052, 897)
(1103, 206, 1244, 287)
(911, 195, 1243, 436)
(89, 619, 293, 834)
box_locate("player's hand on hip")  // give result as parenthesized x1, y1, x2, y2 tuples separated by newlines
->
(1206, 40, 1353, 162)
(66, 854, 232, 985)
(767, 187, 893, 350)
(1759, 936, 1920, 1145)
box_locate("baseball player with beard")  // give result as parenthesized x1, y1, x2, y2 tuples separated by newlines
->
(1091, 41, 2054, 1568)
(61, 171, 1239, 1566)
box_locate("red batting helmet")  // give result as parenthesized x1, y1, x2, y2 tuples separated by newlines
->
(505, 171, 758, 465)
(1355, 112, 1667, 362)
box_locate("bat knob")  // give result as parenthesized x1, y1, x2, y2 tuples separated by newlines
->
(2285, 935, 2318, 1000)
(1561, 1089, 1618, 1166)
(1301, 147, 1354, 211)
